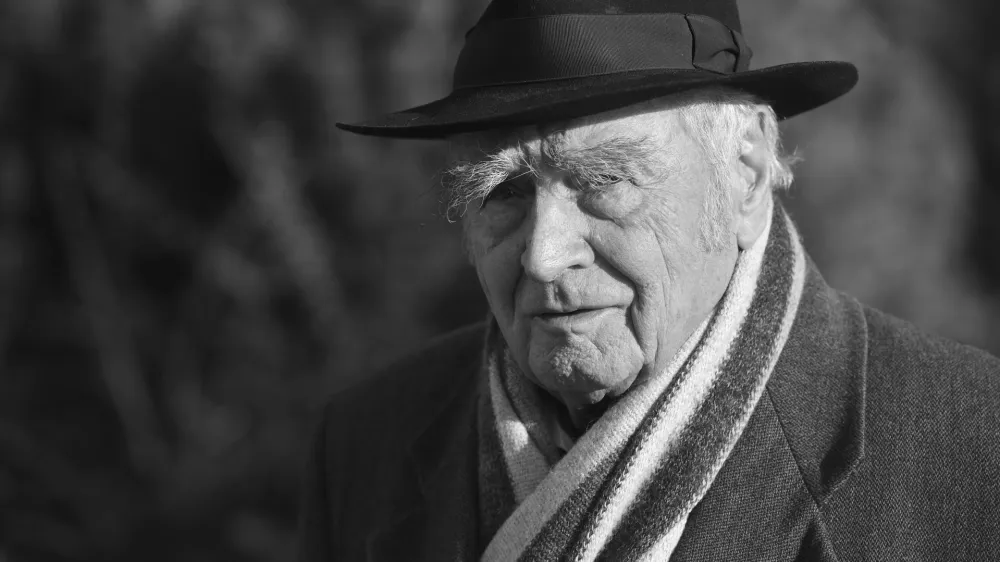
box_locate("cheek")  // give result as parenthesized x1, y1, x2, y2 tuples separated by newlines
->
(465, 199, 529, 296)
(641, 188, 706, 276)
(467, 231, 522, 321)
(594, 191, 684, 289)
(588, 192, 701, 358)
(588, 224, 669, 354)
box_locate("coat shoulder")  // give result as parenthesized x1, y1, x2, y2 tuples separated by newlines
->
(322, 320, 487, 437)
(860, 304, 1000, 458)
(297, 323, 487, 561)
(823, 304, 1000, 560)
(861, 305, 1000, 399)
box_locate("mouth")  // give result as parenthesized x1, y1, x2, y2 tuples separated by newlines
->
(532, 307, 615, 332)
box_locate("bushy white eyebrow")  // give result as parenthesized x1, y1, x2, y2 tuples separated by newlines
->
(442, 135, 668, 220)
(441, 142, 535, 220)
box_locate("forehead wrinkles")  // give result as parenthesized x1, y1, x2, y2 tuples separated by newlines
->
(540, 111, 677, 161)
(539, 117, 688, 183)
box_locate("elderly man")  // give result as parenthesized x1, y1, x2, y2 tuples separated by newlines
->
(299, 1, 1000, 560)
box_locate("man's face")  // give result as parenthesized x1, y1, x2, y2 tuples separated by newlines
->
(458, 104, 740, 415)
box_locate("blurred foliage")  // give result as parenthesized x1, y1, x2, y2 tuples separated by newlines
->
(0, 0, 997, 561)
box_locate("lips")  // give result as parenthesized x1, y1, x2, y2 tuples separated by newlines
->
(537, 308, 604, 320)
(531, 307, 617, 332)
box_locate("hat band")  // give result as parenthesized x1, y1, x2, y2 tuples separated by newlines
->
(453, 13, 752, 89)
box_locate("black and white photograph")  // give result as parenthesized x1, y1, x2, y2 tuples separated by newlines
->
(2, 1, 999, 561)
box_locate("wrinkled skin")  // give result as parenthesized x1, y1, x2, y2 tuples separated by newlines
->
(457, 100, 773, 429)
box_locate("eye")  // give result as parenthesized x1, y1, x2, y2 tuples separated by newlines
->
(580, 173, 642, 219)
(481, 180, 529, 207)
(582, 173, 638, 191)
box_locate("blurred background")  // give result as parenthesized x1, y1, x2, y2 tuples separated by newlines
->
(1, 0, 998, 560)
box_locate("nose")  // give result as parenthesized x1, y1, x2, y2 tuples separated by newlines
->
(520, 192, 594, 282)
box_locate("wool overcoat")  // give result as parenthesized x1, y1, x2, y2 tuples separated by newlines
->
(296, 259, 1000, 561)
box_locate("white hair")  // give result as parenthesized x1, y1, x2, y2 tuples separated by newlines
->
(672, 88, 798, 250)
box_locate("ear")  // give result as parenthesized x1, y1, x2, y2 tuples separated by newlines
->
(733, 110, 773, 250)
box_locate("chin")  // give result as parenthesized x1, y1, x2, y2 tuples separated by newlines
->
(525, 341, 642, 400)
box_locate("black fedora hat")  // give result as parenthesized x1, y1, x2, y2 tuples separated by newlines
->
(336, 0, 858, 139)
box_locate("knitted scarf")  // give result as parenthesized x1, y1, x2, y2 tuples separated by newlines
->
(476, 202, 806, 562)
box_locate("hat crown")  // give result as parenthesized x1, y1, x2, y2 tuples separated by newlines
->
(456, 1, 753, 90)
(335, 0, 859, 138)
(477, 0, 743, 34)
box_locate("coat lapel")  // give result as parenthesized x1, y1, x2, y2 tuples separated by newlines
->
(365, 361, 483, 562)
(672, 261, 868, 561)
(670, 392, 840, 561)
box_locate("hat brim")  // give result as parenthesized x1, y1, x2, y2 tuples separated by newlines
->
(335, 61, 858, 139)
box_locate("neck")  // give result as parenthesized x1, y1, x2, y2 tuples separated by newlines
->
(545, 388, 616, 437)
(565, 401, 613, 436)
